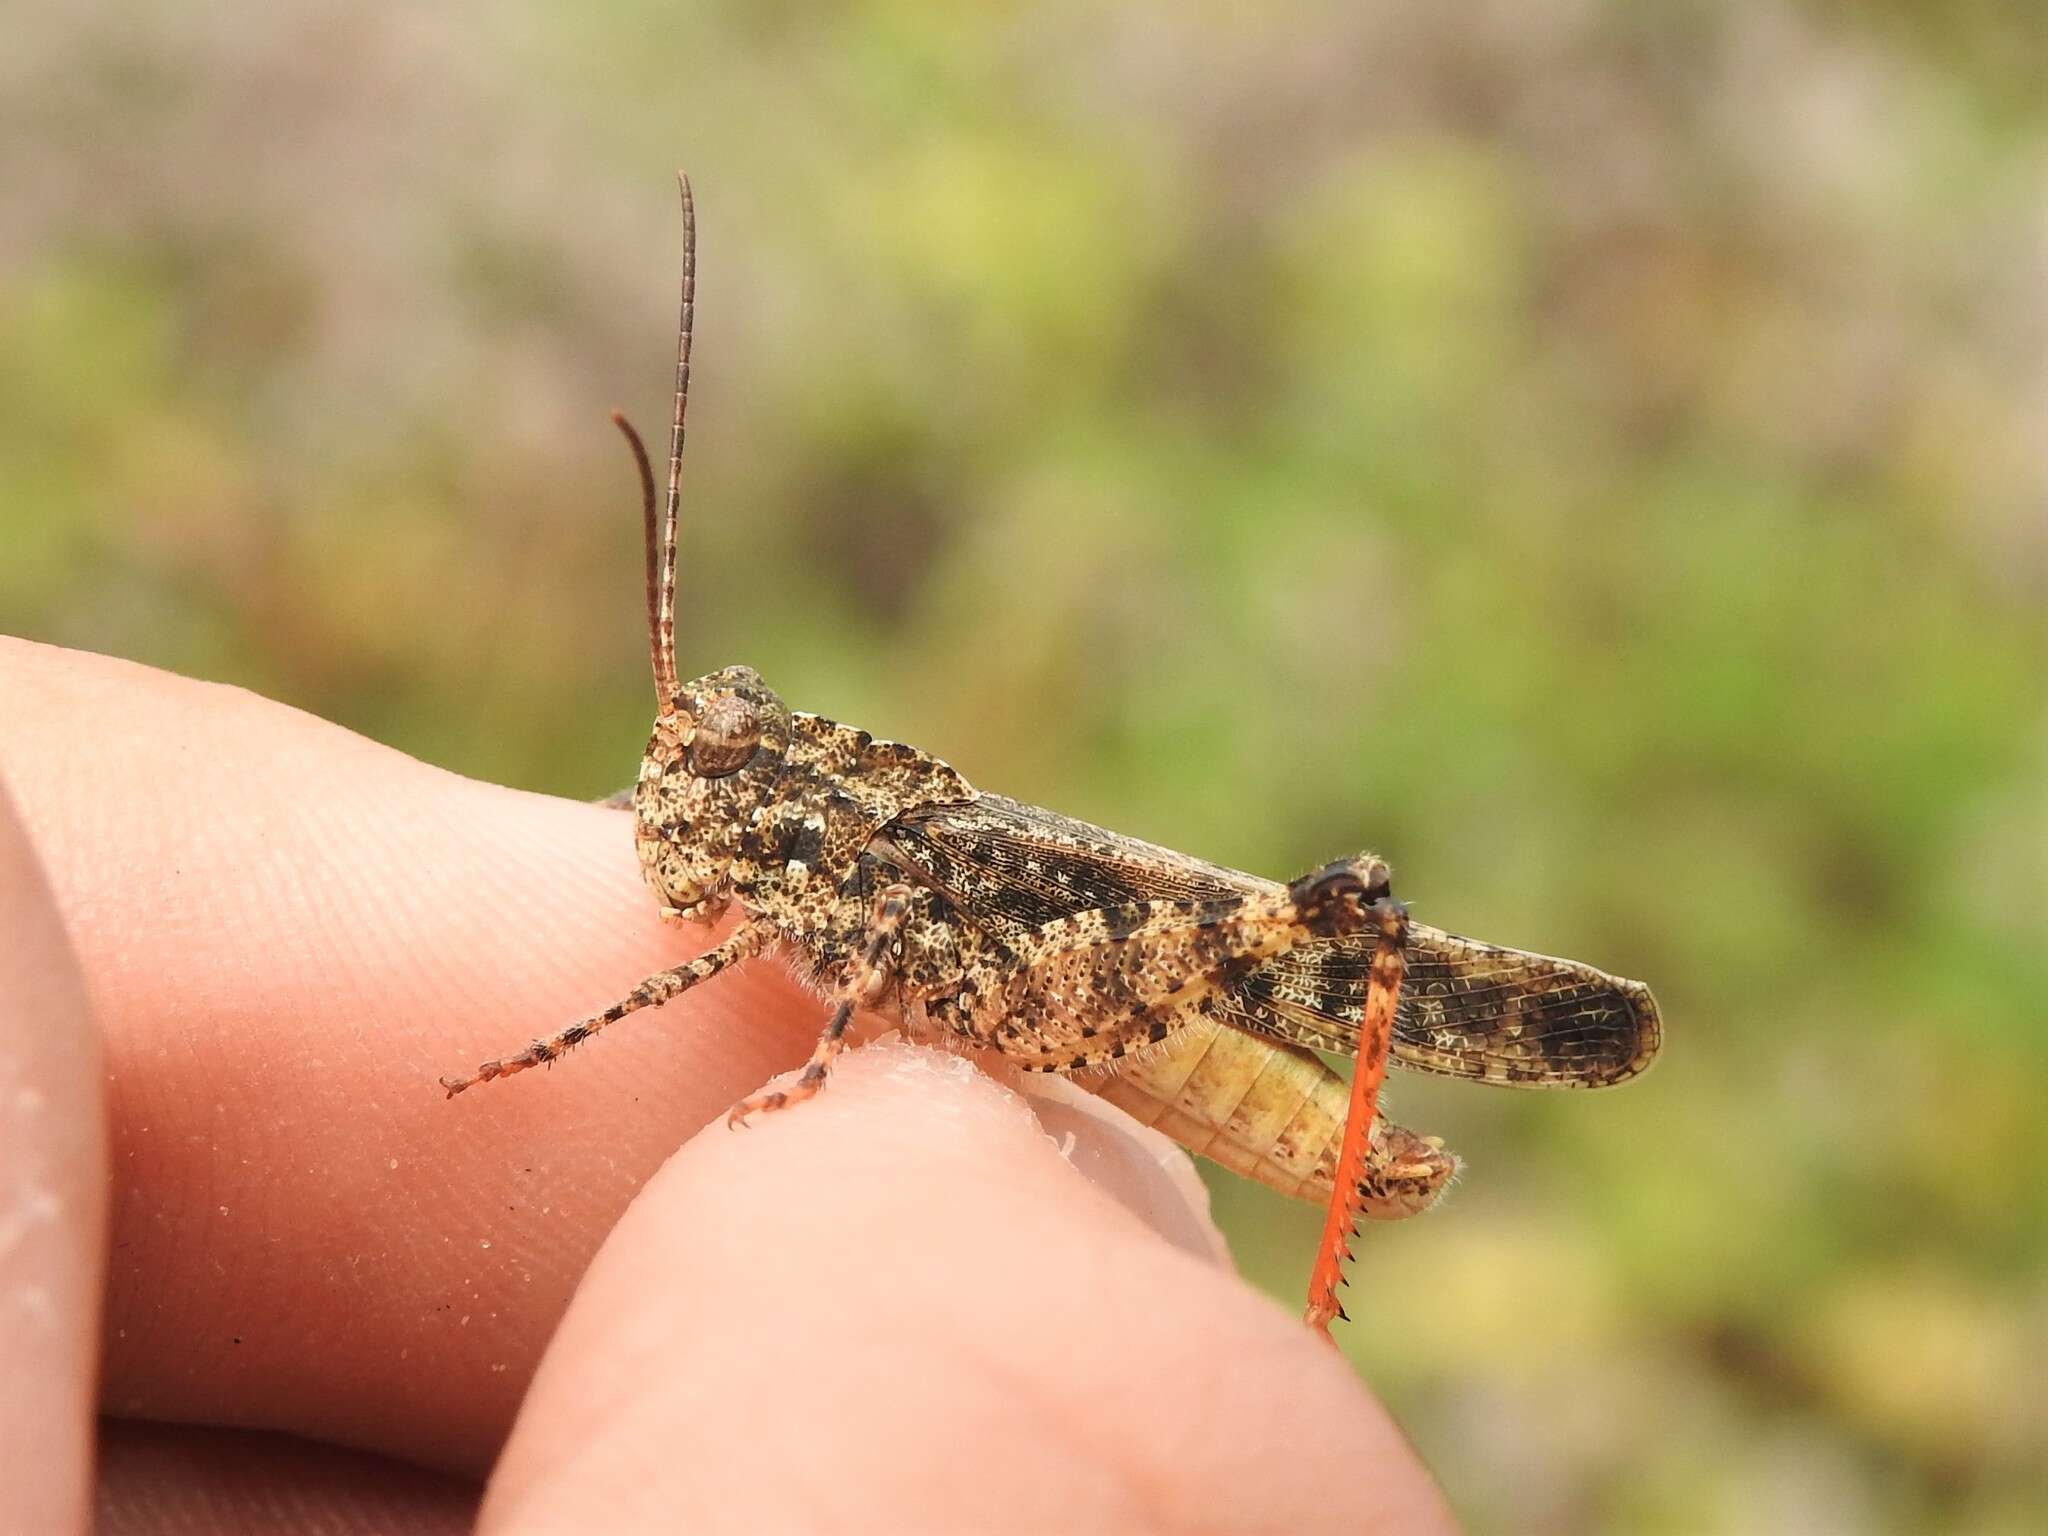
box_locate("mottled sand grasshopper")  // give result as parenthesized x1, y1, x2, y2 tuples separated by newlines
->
(443, 179, 1662, 1331)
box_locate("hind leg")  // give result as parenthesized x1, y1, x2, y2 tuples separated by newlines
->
(1303, 889, 1409, 1335)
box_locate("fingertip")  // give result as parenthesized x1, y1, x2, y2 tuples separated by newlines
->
(664, 1036, 1227, 1272)
(486, 1038, 1454, 1533)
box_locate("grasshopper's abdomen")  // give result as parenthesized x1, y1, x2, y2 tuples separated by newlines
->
(1089, 1015, 1457, 1219)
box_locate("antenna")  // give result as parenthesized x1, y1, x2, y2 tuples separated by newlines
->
(609, 409, 659, 703)
(627, 171, 697, 712)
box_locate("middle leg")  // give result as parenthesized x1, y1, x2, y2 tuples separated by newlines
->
(726, 883, 917, 1126)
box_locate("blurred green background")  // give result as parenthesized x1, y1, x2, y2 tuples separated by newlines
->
(3, 2, 2041, 1531)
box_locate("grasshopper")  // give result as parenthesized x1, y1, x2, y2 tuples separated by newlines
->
(442, 178, 1662, 1331)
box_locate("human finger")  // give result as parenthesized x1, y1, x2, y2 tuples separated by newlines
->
(95, 1421, 479, 1536)
(0, 773, 106, 1534)
(482, 1038, 1457, 1535)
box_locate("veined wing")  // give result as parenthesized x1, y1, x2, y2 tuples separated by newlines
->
(880, 793, 1268, 926)
(884, 794, 1661, 1088)
(1225, 927, 1660, 1087)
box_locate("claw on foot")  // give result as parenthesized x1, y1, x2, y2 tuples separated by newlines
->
(440, 1064, 503, 1097)
(725, 1089, 787, 1128)
(724, 1067, 832, 1129)
(440, 1042, 550, 1098)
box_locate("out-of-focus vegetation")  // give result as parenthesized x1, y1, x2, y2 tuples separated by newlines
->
(3, 2, 2041, 1530)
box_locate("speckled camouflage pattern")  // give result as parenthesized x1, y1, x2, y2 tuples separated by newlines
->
(880, 794, 1660, 1091)
(439, 179, 1663, 1321)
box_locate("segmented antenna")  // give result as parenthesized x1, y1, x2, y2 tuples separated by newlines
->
(652, 171, 696, 711)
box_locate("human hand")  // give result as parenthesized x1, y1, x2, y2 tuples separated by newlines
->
(0, 638, 1456, 1534)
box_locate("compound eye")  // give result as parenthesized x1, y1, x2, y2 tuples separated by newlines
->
(688, 693, 762, 777)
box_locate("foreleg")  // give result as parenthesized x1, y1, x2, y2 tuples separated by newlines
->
(439, 921, 771, 1095)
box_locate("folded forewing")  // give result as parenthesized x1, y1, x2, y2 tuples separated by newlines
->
(887, 795, 1660, 1086)
(1235, 927, 1660, 1087)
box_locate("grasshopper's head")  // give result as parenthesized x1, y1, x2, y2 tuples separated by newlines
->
(633, 665, 791, 920)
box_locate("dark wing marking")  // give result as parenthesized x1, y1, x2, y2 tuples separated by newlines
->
(1230, 927, 1660, 1087)
(882, 794, 1258, 931)
(885, 794, 1661, 1088)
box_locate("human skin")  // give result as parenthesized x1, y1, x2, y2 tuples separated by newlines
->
(0, 637, 1458, 1534)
